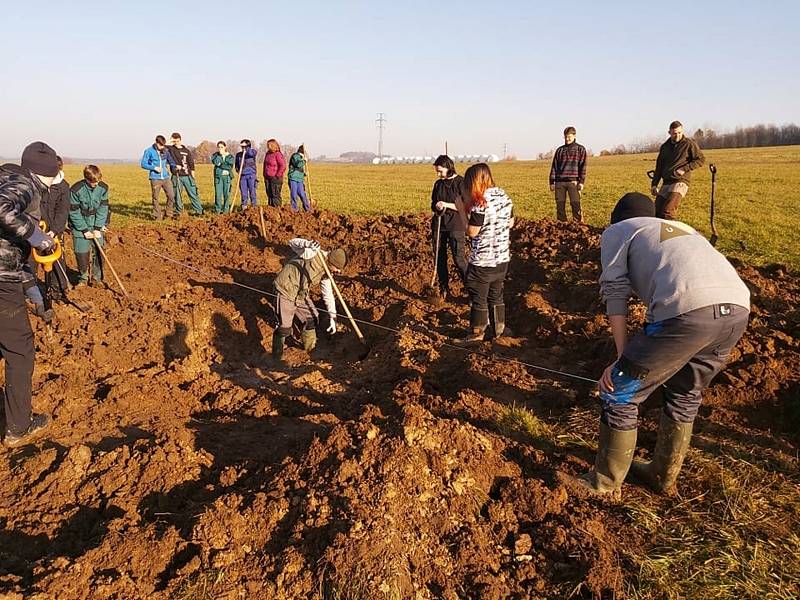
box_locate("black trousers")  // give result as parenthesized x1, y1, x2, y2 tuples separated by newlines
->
(0, 281, 35, 434)
(465, 262, 508, 313)
(266, 176, 283, 207)
(433, 227, 468, 292)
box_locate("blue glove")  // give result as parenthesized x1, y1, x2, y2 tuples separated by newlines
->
(27, 225, 55, 252)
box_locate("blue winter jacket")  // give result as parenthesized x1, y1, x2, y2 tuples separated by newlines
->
(140, 145, 170, 180)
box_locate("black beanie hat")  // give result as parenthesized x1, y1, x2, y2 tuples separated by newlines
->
(610, 192, 656, 224)
(21, 141, 59, 177)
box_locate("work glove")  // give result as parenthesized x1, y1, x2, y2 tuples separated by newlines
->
(326, 319, 337, 334)
(305, 240, 321, 252)
(93, 230, 103, 240)
(83, 231, 95, 239)
(28, 227, 55, 252)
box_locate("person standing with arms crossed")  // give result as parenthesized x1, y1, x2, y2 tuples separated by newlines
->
(650, 121, 705, 220)
(549, 126, 587, 222)
(211, 141, 235, 214)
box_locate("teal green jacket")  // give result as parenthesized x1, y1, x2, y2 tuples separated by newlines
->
(288, 152, 306, 183)
(69, 180, 109, 233)
(211, 152, 235, 179)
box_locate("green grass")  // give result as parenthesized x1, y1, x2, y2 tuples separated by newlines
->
(62, 145, 800, 268)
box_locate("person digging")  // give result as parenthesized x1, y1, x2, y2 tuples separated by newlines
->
(569, 192, 749, 497)
(271, 238, 347, 361)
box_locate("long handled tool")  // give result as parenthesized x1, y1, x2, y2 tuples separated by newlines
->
(54, 259, 92, 312)
(302, 144, 317, 210)
(709, 163, 718, 246)
(92, 238, 129, 298)
(318, 252, 369, 356)
(430, 214, 442, 288)
(229, 145, 247, 214)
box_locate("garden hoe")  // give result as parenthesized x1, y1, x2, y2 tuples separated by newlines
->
(709, 163, 719, 246)
(319, 252, 370, 360)
(423, 214, 443, 304)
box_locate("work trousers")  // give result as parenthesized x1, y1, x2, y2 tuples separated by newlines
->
(173, 175, 203, 215)
(240, 173, 257, 207)
(0, 281, 35, 434)
(601, 304, 749, 430)
(272, 291, 318, 335)
(214, 176, 232, 213)
(655, 193, 683, 220)
(465, 262, 508, 312)
(554, 181, 582, 222)
(266, 176, 283, 207)
(73, 235, 104, 282)
(149, 178, 175, 220)
(432, 226, 468, 294)
(289, 180, 311, 212)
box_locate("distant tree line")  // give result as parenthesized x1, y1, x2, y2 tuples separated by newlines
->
(600, 122, 800, 156)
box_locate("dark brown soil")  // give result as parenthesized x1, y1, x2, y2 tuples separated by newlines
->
(1, 209, 797, 599)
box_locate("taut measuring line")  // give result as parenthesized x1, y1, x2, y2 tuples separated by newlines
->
(129, 240, 598, 385)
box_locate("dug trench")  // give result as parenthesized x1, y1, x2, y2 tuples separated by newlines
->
(0, 209, 798, 599)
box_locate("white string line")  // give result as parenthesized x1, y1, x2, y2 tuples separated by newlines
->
(129, 240, 599, 384)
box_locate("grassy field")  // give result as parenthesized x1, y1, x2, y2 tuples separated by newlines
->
(62, 145, 800, 269)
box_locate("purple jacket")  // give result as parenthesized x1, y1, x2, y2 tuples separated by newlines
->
(263, 151, 286, 179)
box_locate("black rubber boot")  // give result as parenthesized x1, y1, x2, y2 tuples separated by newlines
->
(629, 412, 693, 493)
(490, 304, 506, 338)
(75, 252, 90, 286)
(456, 307, 489, 345)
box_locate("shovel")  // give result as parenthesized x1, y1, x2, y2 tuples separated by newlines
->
(423, 215, 443, 302)
(319, 252, 370, 359)
(709, 163, 718, 246)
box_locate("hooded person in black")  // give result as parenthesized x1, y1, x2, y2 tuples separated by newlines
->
(430, 155, 468, 296)
(0, 142, 59, 447)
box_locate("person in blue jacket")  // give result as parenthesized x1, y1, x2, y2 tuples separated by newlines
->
(140, 135, 175, 220)
(235, 139, 258, 209)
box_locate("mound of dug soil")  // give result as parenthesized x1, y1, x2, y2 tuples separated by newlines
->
(1, 208, 797, 599)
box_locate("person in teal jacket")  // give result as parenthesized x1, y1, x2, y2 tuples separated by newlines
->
(211, 141, 235, 213)
(69, 165, 110, 286)
(288, 145, 311, 212)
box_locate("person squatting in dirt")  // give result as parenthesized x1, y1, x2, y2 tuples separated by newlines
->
(650, 121, 705, 220)
(454, 162, 514, 344)
(167, 133, 203, 216)
(211, 141, 235, 214)
(0, 141, 60, 447)
(263, 139, 287, 208)
(288, 145, 311, 213)
(431, 155, 468, 297)
(235, 139, 258, 209)
(69, 165, 110, 288)
(140, 135, 176, 220)
(549, 126, 588, 222)
(572, 192, 750, 496)
(271, 238, 348, 361)
(39, 156, 71, 302)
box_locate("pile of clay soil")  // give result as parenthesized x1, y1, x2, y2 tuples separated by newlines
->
(0, 208, 797, 599)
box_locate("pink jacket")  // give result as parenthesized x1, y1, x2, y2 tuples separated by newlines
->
(263, 151, 286, 178)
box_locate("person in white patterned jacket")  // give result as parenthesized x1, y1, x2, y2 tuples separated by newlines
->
(453, 163, 514, 344)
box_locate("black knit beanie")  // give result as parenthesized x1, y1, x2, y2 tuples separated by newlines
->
(21, 141, 59, 177)
(610, 192, 656, 224)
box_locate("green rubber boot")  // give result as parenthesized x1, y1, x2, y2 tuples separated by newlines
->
(272, 331, 288, 361)
(301, 328, 317, 352)
(575, 422, 637, 496)
(630, 412, 693, 493)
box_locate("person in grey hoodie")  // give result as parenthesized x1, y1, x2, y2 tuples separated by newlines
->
(571, 192, 749, 497)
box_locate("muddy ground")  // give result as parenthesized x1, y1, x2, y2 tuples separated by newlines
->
(0, 209, 798, 599)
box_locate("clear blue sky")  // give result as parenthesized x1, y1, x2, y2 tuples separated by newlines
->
(2, 0, 797, 159)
